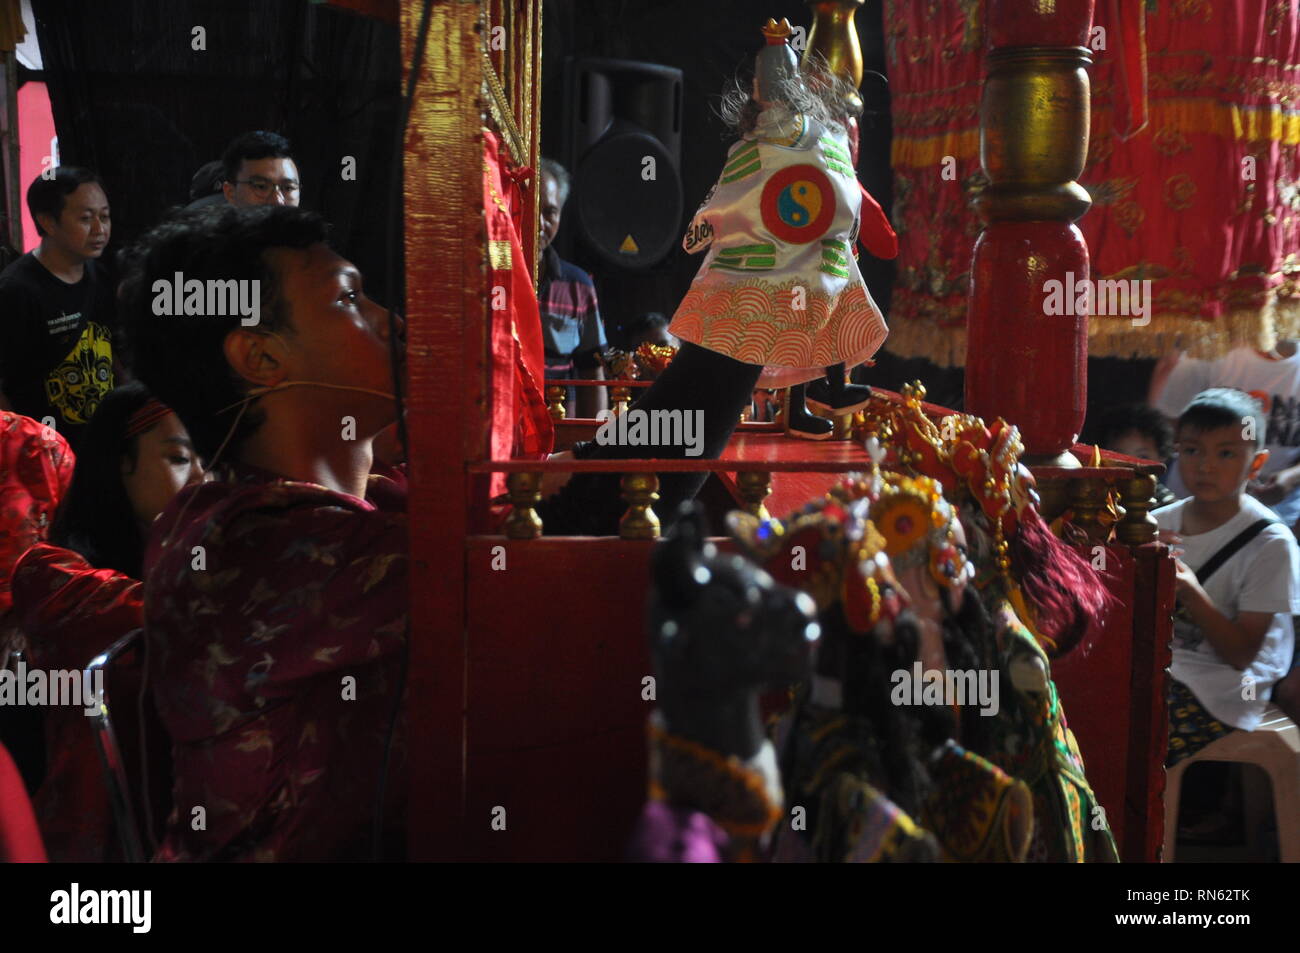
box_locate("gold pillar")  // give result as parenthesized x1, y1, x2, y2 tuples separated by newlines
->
(965, 3, 1094, 461)
(803, 0, 865, 111)
(803, 1, 866, 440)
(610, 384, 632, 417)
(545, 384, 566, 421)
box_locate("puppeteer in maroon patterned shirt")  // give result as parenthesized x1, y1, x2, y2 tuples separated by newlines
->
(143, 461, 408, 862)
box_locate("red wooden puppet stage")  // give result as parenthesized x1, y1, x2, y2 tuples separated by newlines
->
(399, 0, 1177, 861)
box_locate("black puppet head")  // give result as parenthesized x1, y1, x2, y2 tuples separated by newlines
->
(647, 503, 819, 704)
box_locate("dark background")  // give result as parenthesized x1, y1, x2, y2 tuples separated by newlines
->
(28, 0, 401, 305)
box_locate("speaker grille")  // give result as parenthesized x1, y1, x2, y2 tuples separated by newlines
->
(574, 131, 683, 271)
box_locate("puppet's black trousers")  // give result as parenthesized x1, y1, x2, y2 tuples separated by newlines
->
(537, 342, 763, 536)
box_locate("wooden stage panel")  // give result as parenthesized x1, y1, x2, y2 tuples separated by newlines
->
(1128, 544, 1175, 862)
(1048, 543, 1174, 862)
(463, 538, 655, 861)
(1050, 546, 1137, 855)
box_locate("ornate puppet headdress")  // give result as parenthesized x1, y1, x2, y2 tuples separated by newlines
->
(761, 17, 794, 42)
(730, 451, 971, 819)
(858, 383, 1112, 655)
(828, 443, 973, 601)
(858, 383, 1036, 569)
(728, 492, 906, 639)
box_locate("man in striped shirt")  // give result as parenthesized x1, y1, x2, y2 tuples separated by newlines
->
(538, 159, 607, 418)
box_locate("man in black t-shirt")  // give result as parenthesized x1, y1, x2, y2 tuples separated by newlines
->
(0, 167, 117, 449)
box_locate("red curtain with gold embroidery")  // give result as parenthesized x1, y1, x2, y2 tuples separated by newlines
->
(484, 130, 552, 500)
(885, 0, 1300, 366)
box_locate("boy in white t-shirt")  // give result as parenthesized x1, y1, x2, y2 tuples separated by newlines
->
(1154, 388, 1300, 767)
(1152, 343, 1300, 528)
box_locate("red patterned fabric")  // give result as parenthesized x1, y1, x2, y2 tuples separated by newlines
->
(0, 412, 73, 615)
(0, 740, 44, 862)
(10, 543, 148, 862)
(484, 130, 553, 499)
(143, 463, 408, 862)
(884, 0, 1300, 365)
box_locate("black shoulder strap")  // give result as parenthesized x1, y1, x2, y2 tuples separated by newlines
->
(1195, 519, 1277, 585)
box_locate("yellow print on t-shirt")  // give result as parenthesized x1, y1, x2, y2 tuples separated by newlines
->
(44, 321, 113, 425)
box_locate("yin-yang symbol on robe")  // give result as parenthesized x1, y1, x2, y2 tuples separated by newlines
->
(760, 164, 836, 245)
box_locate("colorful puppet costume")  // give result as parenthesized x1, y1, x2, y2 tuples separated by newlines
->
(985, 600, 1119, 862)
(770, 704, 940, 863)
(855, 385, 1119, 860)
(922, 740, 1033, 863)
(629, 712, 783, 864)
(669, 105, 889, 389)
(733, 489, 1010, 863)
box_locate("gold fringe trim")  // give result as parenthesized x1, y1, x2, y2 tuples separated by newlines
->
(1087, 298, 1300, 359)
(893, 100, 1300, 170)
(882, 297, 1300, 365)
(882, 315, 968, 367)
(891, 129, 980, 170)
(1092, 100, 1300, 147)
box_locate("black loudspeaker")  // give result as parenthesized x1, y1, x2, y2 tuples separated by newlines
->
(561, 58, 684, 272)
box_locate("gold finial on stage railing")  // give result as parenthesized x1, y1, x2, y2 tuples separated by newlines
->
(620, 473, 661, 539)
(545, 385, 566, 422)
(1068, 476, 1115, 545)
(809, 401, 854, 440)
(832, 411, 853, 441)
(736, 470, 773, 521)
(1116, 474, 1159, 546)
(504, 471, 544, 539)
(610, 384, 632, 417)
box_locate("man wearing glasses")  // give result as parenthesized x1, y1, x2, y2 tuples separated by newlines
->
(220, 130, 301, 208)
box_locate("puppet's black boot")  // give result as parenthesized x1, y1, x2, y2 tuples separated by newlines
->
(806, 363, 872, 415)
(785, 384, 833, 440)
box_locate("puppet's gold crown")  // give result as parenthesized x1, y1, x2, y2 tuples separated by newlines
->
(762, 17, 793, 42)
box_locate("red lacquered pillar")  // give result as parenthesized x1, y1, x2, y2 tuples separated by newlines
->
(965, 0, 1096, 460)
